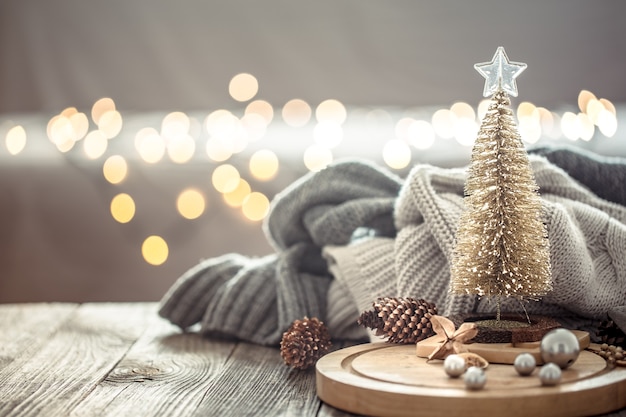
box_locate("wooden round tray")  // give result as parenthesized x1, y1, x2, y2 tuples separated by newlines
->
(316, 342, 626, 417)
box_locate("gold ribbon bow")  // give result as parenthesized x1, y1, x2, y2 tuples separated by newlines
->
(427, 315, 478, 361)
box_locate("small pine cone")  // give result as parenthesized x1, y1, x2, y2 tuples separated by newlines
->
(280, 317, 332, 370)
(597, 318, 626, 348)
(358, 297, 438, 344)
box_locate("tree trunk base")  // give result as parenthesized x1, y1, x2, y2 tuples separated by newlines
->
(450, 313, 561, 344)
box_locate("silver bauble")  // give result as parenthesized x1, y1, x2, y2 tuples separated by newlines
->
(463, 366, 486, 390)
(514, 353, 536, 376)
(444, 354, 466, 378)
(540, 328, 580, 369)
(539, 362, 562, 386)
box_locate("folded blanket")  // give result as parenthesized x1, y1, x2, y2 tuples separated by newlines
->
(159, 146, 626, 345)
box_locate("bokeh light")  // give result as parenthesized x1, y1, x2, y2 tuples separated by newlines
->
(91, 97, 116, 125)
(103, 155, 128, 184)
(205, 137, 234, 162)
(282, 99, 312, 127)
(223, 179, 251, 207)
(97, 110, 123, 139)
(161, 111, 190, 141)
(245, 100, 274, 124)
(249, 149, 279, 181)
(212, 164, 241, 193)
(431, 109, 455, 139)
(167, 134, 196, 163)
(316, 99, 347, 125)
(142, 235, 169, 266)
(229, 73, 259, 102)
(110, 193, 136, 223)
(5, 125, 26, 155)
(313, 122, 343, 149)
(136, 127, 165, 163)
(176, 188, 206, 220)
(242, 192, 270, 221)
(303, 144, 333, 172)
(83, 130, 108, 159)
(382, 139, 411, 170)
(407, 120, 435, 150)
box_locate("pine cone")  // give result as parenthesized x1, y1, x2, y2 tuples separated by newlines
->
(597, 318, 626, 348)
(358, 297, 438, 344)
(280, 317, 332, 370)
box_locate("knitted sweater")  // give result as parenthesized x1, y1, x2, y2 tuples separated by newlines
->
(159, 146, 626, 345)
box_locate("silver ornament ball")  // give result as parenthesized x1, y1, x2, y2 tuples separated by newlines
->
(540, 328, 580, 369)
(463, 366, 486, 390)
(444, 354, 466, 378)
(539, 362, 562, 386)
(514, 353, 536, 376)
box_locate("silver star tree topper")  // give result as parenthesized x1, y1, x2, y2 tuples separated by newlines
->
(474, 47, 527, 97)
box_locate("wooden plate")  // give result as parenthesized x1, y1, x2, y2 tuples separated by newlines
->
(316, 342, 626, 417)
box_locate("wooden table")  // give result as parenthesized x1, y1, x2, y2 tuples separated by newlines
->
(0, 303, 356, 417)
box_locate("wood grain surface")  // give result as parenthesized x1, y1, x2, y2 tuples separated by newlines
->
(316, 342, 626, 417)
(0, 303, 356, 417)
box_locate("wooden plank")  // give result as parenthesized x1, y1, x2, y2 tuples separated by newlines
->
(194, 342, 321, 416)
(0, 303, 78, 370)
(0, 303, 155, 417)
(69, 317, 237, 416)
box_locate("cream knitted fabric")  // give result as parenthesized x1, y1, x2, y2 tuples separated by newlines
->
(325, 156, 626, 341)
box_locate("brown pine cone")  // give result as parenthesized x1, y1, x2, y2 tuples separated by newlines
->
(280, 317, 332, 370)
(358, 297, 438, 344)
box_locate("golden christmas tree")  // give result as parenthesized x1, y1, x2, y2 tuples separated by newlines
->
(450, 47, 552, 321)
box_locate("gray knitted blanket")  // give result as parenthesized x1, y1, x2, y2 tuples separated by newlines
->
(159, 146, 626, 346)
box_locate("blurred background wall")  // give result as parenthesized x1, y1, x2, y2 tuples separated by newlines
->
(2, 0, 626, 113)
(1, 0, 625, 303)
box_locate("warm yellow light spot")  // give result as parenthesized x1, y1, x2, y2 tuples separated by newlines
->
(61, 107, 78, 118)
(578, 90, 596, 113)
(315, 99, 347, 125)
(103, 155, 128, 184)
(229, 73, 259, 102)
(249, 149, 279, 181)
(177, 188, 206, 220)
(313, 122, 343, 148)
(450, 102, 475, 121)
(477, 99, 490, 120)
(69, 112, 89, 141)
(240, 113, 267, 142)
(98, 110, 122, 139)
(205, 137, 233, 162)
(382, 139, 411, 170)
(394, 117, 415, 141)
(242, 192, 270, 222)
(517, 102, 537, 119)
(453, 118, 478, 146)
(92, 98, 116, 125)
(5, 125, 26, 155)
(48, 115, 73, 146)
(586, 99, 605, 125)
(142, 235, 168, 266)
(223, 179, 251, 207)
(407, 120, 435, 150)
(212, 164, 241, 193)
(431, 109, 455, 139)
(598, 109, 618, 137)
(561, 112, 579, 141)
(599, 98, 616, 116)
(83, 130, 108, 159)
(577, 113, 595, 141)
(161, 111, 190, 141)
(110, 193, 136, 223)
(136, 128, 165, 163)
(303, 144, 333, 172)
(245, 100, 274, 124)
(282, 99, 312, 127)
(167, 134, 196, 164)
(205, 109, 239, 138)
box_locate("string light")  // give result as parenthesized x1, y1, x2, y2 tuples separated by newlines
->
(5, 125, 26, 155)
(176, 188, 206, 220)
(103, 155, 128, 184)
(142, 235, 169, 266)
